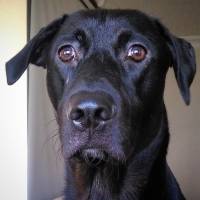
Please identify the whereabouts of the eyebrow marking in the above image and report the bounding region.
[117,30,132,48]
[74,29,86,42]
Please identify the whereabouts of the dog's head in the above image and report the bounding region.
[6,10,196,166]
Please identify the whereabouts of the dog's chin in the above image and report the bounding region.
[72,148,109,167]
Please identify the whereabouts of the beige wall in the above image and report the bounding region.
[166,41,200,200]
[28,2,84,200]
[28,1,200,199]
[0,0,27,199]
[104,0,200,36]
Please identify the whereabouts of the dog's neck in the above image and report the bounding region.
[64,103,169,200]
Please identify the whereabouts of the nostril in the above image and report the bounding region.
[69,108,84,121]
[95,107,110,121]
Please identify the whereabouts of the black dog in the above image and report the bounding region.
[6,9,196,200]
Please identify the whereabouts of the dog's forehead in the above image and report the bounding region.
[60,10,157,37]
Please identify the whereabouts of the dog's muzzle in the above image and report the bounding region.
[64,91,118,165]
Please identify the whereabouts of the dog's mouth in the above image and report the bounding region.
[73,148,108,167]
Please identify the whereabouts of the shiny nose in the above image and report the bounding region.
[67,95,116,129]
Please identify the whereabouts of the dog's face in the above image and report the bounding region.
[6,10,196,166]
[48,10,172,163]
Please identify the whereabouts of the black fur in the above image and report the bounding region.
[6,9,196,200]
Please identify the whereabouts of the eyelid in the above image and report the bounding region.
[126,42,148,51]
[57,42,75,52]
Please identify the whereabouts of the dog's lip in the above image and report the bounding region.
[81,148,105,159]
[72,148,108,166]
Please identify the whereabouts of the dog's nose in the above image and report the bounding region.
[67,94,116,129]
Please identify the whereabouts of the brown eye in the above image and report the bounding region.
[127,45,147,62]
[58,45,76,62]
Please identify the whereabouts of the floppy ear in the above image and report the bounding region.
[155,20,196,105]
[6,15,67,85]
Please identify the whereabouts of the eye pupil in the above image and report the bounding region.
[133,49,141,55]
[58,45,76,62]
[128,45,146,62]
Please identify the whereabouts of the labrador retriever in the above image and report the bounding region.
[6,9,196,200]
